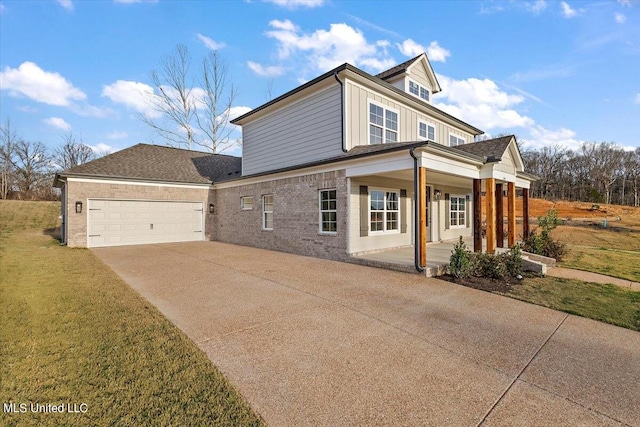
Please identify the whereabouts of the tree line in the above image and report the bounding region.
[0,120,98,200]
[522,142,640,207]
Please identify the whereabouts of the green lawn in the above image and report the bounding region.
[506,276,640,331]
[560,246,640,282]
[0,200,265,426]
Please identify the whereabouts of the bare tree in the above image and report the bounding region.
[142,44,197,149]
[195,50,237,153]
[142,45,238,153]
[11,139,53,200]
[0,119,18,199]
[54,131,95,170]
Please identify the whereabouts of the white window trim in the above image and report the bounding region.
[369,188,401,235]
[449,133,466,147]
[407,79,430,102]
[418,120,436,142]
[368,100,400,145]
[262,194,273,231]
[318,189,337,235]
[449,194,467,229]
[240,196,254,210]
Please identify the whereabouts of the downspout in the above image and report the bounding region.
[410,147,425,273]
[334,71,347,153]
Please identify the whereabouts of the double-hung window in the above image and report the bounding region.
[408,80,430,102]
[450,195,466,228]
[369,102,398,144]
[449,134,465,147]
[370,189,399,233]
[418,121,436,142]
[319,189,337,233]
[420,87,430,102]
[262,194,273,230]
[409,81,420,96]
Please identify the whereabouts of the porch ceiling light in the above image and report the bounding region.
[75,201,83,214]
[434,189,442,200]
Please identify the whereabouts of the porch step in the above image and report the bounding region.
[495,248,556,275]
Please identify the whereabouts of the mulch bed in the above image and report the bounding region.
[439,274,522,293]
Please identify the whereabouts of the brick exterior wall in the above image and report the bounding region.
[214,170,348,261]
[64,180,213,247]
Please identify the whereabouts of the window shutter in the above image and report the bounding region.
[466,195,471,228]
[445,193,450,230]
[400,189,407,234]
[359,185,368,237]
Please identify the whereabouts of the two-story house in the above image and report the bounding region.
[55,53,535,274]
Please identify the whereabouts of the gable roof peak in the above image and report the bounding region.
[375,52,442,94]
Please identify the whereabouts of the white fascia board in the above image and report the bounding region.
[346,156,413,177]
[479,165,517,183]
[419,151,481,179]
[67,177,212,190]
[516,176,532,189]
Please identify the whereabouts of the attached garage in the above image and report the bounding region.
[53,144,242,248]
[87,199,204,247]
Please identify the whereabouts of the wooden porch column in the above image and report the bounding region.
[523,188,530,238]
[485,178,496,254]
[495,183,504,248]
[418,167,427,267]
[507,182,516,247]
[473,179,482,252]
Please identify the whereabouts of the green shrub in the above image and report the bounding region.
[473,252,507,279]
[449,236,472,279]
[521,209,568,261]
[504,245,523,277]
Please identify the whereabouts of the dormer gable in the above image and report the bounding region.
[376,53,442,103]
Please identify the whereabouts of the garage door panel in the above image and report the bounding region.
[88,199,203,248]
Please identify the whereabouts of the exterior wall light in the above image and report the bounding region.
[209,203,215,214]
[75,201,83,213]
[434,190,442,200]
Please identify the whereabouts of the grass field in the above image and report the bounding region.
[0,200,264,426]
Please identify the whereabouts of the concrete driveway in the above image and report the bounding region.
[93,242,640,426]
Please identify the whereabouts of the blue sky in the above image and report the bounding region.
[1,0,639,157]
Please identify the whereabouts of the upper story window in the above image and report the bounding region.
[240,196,254,210]
[369,101,398,145]
[418,121,435,142]
[449,134,465,147]
[408,80,430,102]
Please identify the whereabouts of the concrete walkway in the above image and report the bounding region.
[93,242,640,426]
[548,266,640,291]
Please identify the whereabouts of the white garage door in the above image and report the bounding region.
[87,199,204,248]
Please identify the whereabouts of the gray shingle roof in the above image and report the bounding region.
[58,144,242,184]
[375,54,422,80]
[452,135,514,162]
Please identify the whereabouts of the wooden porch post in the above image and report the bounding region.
[508,182,516,247]
[419,167,427,267]
[495,183,504,248]
[473,179,482,252]
[523,188,530,238]
[485,178,496,254]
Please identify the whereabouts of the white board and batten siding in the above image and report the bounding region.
[345,80,473,149]
[242,85,343,176]
[87,199,204,248]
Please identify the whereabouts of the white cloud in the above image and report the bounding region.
[560,2,579,18]
[526,0,547,14]
[247,61,285,77]
[264,20,395,74]
[101,80,159,118]
[56,0,73,11]
[617,0,631,6]
[522,125,584,151]
[614,12,627,24]
[227,106,252,122]
[197,33,225,50]
[433,76,534,130]
[635,93,640,104]
[44,117,71,131]
[426,41,451,63]
[0,62,86,106]
[106,131,128,140]
[89,143,115,154]
[397,39,426,57]
[262,0,324,9]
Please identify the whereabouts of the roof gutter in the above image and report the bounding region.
[334,70,347,153]
[409,147,425,273]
